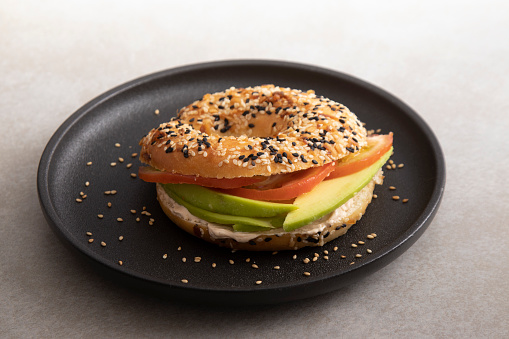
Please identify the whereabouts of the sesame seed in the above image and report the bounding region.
[245,258,251,262]
[110,162,117,167]
[104,191,111,195]
[118,157,124,163]
[75,198,82,203]
[130,173,137,178]
[398,163,404,168]
[303,272,311,276]
[97,214,104,219]
[355,254,362,258]
[389,160,394,165]
[272,251,278,255]
[303,258,310,264]
[229,259,234,265]
[391,164,396,169]
[392,196,400,201]
[367,234,374,239]
[389,186,396,190]
[130,210,136,214]
[373,194,378,199]
[117,218,123,222]
[351,244,358,248]
[111,190,117,194]
[181,279,188,284]
[403,198,409,203]
[118,236,123,241]
[274,266,280,270]
[334,246,338,251]
[252,264,259,269]
[107,202,112,208]
[115,143,121,148]
[312,257,318,262]
[101,241,106,247]
[212,263,216,268]
[126,163,133,169]
[293,254,297,260]
[340,255,346,259]
[162,254,168,259]
[256,280,262,285]
[86,232,92,236]
[350,262,355,265]
[86,161,92,166]
[324,256,329,260]
[314,253,319,257]
[371,233,377,238]
[367,249,372,254]
[324,250,329,255]
[182,257,187,263]
[155,109,160,115]
[82,195,87,199]
[85,181,90,187]
[131,153,138,158]
[136,217,140,222]
[194,257,201,263]
[386,165,391,170]
[358,241,365,245]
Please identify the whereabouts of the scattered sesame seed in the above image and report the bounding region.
[391,164,396,169]
[126,163,133,169]
[367,234,374,239]
[86,232,92,236]
[131,153,138,158]
[312,257,318,262]
[86,161,92,166]
[274,266,280,270]
[97,214,104,219]
[212,263,216,268]
[110,162,117,167]
[252,264,259,269]
[373,194,378,199]
[392,196,400,201]
[324,250,329,255]
[256,280,262,285]
[303,258,310,264]
[194,257,201,263]
[130,173,137,178]
[350,262,355,265]
[117,218,123,222]
[75,198,83,203]
[118,261,123,266]
[356,254,362,258]
[389,160,394,164]
[118,157,124,163]
[111,190,117,195]
[118,236,123,241]
[245,258,251,263]
[136,217,140,222]
[82,194,87,199]
[303,272,311,276]
[340,255,346,259]
[177,246,182,251]
[324,256,329,260]
[386,165,391,170]
[101,241,106,247]
[181,279,188,284]
[389,186,396,190]
[371,233,377,238]
[163,254,168,259]
[358,241,365,245]
[272,251,278,255]
[367,249,373,254]
[182,257,187,263]
[293,254,297,260]
[155,109,160,115]
[104,191,111,195]
[85,181,90,187]
[115,143,121,148]
[351,244,358,248]
[333,246,338,252]
[398,163,404,168]
[130,209,136,214]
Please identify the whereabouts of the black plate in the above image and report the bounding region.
[38,60,445,305]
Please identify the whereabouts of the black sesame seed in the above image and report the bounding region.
[312,160,318,164]
[239,155,245,160]
[264,237,272,242]
[248,123,255,128]
[346,147,355,153]
[165,147,174,153]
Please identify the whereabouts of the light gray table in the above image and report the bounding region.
[1,1,507,337]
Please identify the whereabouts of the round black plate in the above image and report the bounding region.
[38,60,445,305]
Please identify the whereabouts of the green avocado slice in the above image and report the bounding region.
[162,183,297,217]
[162,185,280,228]
[283,148,393,231]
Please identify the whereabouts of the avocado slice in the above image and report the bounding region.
[283,148,393,231]
[162,185,281,228]
[162,183,297,217]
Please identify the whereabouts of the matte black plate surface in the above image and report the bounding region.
[38,60,445,305]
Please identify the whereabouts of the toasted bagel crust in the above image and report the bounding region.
[156,170,383,251]
[140,85,367,178]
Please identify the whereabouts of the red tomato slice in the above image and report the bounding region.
[327,133,393,180]
[218,162,335,201]
[138,166,265,189]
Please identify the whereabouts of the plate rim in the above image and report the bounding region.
[37,59,446,301]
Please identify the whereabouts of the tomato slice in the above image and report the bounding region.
[218,162,335,201]
[138,166,265,189]
[327,133,393,180]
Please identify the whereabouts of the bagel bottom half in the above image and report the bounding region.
[156,170,384,251]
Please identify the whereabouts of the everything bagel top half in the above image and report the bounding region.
[139,85,367,177]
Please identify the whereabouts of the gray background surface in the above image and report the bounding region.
[1,1,508,338]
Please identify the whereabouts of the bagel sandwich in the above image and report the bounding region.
[138,85,393,251]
